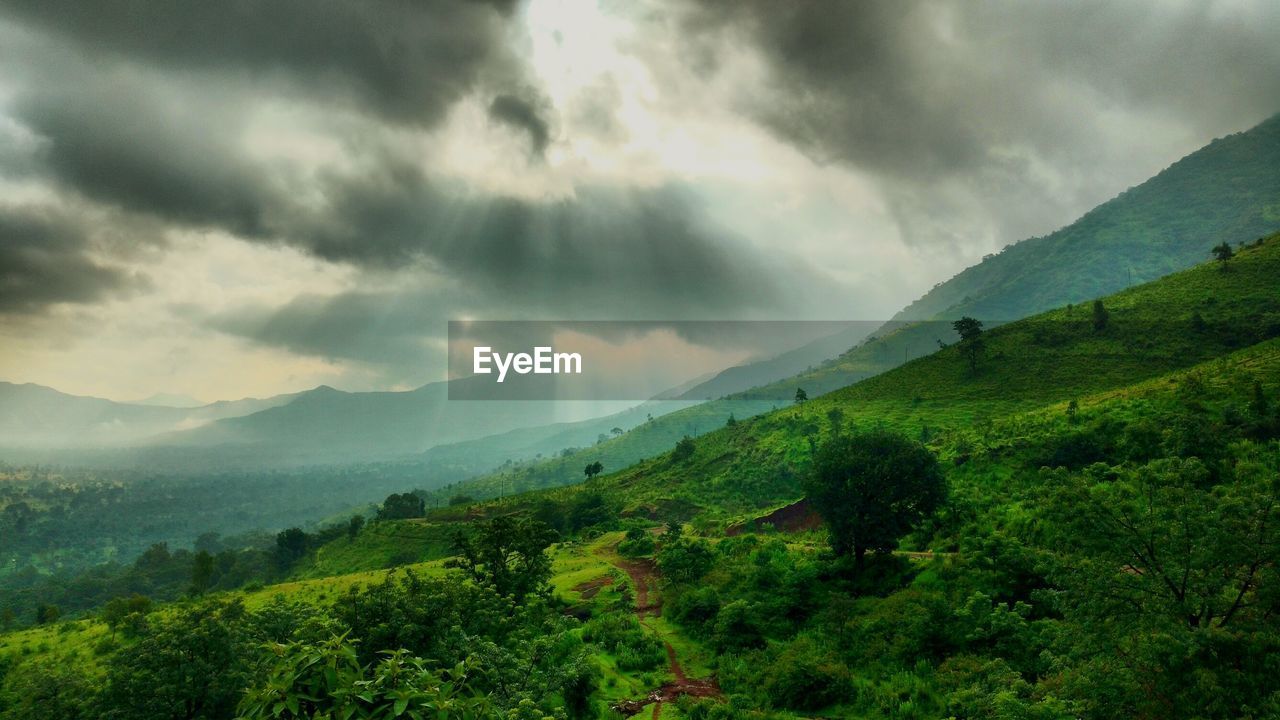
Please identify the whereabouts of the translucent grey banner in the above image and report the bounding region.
[448,320,916,400]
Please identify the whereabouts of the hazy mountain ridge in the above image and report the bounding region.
[440,115,1280,496]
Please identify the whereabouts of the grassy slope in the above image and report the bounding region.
[5,240,1277,719]
[445,156,1280,508]
[483,235,1280,525]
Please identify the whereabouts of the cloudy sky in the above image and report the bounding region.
[1,0,1277,402]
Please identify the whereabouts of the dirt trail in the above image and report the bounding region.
[613,556,661,617]
[600,540,721,717]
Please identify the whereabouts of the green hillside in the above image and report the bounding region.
[438,232,1280,512]
[5,238,1278,719]
[896,112,1280,322]
[433,116,1280,501]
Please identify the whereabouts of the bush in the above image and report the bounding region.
[760,636,854,710]
[581,613,665,672]
[712,600,766,652]
[670,586,721,630]
[618,527,656,557]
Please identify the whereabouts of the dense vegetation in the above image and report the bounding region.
[2,235,1279,719]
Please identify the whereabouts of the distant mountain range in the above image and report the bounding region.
[0,322,865,472]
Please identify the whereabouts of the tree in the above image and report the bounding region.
[34,603,60,625]
[1248,380,1268,417]
[583,461,604,480]
[102,594,153,638]
[952,317,984,373]
[826,407,844,436]
[98,600,251,720]
[726,413,737,427]
[804,430,946,571]
[672,435,696,462]
[378,492,425,520]
[568,493,612,531]
[447,515,558,600]
[1091,299,1109,332]
[656,537,714,584]
[347,514,365,540]
[611,426,624,436]
[190,549,215,595]
[794,387,808,405]
[1050,457,1279,631]
[274,527,309,571]
[1212,241,1234,266]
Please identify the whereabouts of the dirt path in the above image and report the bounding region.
[613,555,661,617]
[599,540,721,717]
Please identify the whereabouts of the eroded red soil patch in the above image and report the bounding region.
[572,575,614,600]
[725,498,823,536]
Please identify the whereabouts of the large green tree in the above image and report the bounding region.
[804,430,946,570]
[448,515,558,600]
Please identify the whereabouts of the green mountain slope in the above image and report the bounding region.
[896,113,1280,322]
[435,117,1280,497]
[477,233,1280,522]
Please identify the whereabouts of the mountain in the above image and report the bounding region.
[0,382,312,450]
[897,113,1280,322]
[132,392,206,408]
[145,380,651,467]
[673,323,875,401]
[0,383,190,447]
[480,231,1280,515]
[422,111,1280,496]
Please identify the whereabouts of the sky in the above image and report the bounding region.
[0,0,1277,403]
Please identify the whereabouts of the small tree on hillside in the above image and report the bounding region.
[583,461,604,480]
[794,387,808,405]
[826,407,844,436]
[952,316,984,373]
[1091,299,1109,332]
[347,514,365,540]
[1212,241,1234,267]
[190,550,214,595]
[378,492,425,520]
[804,430,946,571]
[447,515,558,600]
[672,435,696,462]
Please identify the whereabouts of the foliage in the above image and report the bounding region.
[378,493,426,521]
[447,516,557,601]
[805,430,946,568]
[237,636,493,720]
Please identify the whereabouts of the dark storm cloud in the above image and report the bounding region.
[212,290,449,368]
[0,205,141,313]
[297,162,775,315]
[488,93,553,155]
[210,169,783,367]
[676,0,1280,247]
[0,0,523,127]
[17,82,283,239]
[0,0,783,334]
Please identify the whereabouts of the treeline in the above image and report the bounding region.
[0,519,369,629]
[0,517,595,720]
[0,460,444,577]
